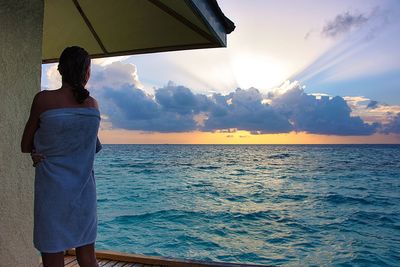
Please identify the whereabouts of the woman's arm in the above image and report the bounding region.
[21,92,42,153]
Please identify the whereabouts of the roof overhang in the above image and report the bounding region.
[42,0,235,63]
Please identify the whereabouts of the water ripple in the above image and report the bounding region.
[94,144,400,266]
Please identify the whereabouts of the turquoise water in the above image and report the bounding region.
[94,145,400,266]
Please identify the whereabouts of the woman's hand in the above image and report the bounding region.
[31,150,46,167]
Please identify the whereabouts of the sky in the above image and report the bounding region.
[41,0,400,144]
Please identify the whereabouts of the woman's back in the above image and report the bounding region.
[33,103,101,253]
[22,46,102,265]
[36,87,98,116]
[34,106,100,156]
[34,87,100,155]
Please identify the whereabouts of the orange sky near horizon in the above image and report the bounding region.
[98,130,400,144]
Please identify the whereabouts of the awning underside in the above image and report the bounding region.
[42,0,234,63]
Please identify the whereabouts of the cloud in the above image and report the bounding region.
[42,60,142,91]
[45,64,61,89]
[367,100,378,109]
[343,96,400,126]
[96,84,290,134]
[92,56,130,67]
[271,83,378,135]
[304,30,312,40]
[66,62,399,136]
[342,95,400,135]
[96,84,201,132]
[203,88,293,134]
[382,113,400,134]
[155,82,212,116]
[89,61,143,90]
[295,6,397,85]
[322,11,369,38]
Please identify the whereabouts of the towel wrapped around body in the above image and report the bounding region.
[33,107,102,253]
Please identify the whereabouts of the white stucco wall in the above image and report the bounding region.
[0,1,44,266]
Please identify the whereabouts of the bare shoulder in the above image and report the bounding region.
[36,89,58,101]
[34,90,57,108]
[34,89,48,99]
[32,90,48,107]
[29,90,50,116]
[86,96,99,109]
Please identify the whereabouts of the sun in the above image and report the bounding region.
[231,53,287,90]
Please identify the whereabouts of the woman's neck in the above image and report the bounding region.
[60,83,75,91]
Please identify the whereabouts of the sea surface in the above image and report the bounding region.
[93,145,400,266]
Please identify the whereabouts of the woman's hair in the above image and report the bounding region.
[58,46,91,104]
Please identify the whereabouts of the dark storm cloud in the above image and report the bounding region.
[272,86,379,135]
[322,11,369,38]
[90,62,385,136]
[367,100,379,109]
[203,88,293,133]
[97,85,291,133]
[95,84,201,132]
[95,83,380,135]
[102,86,159,120]
[382,113,400,134]
[155,83,212,115]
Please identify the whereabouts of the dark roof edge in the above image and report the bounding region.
[209,0,235,34]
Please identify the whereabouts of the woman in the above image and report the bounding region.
[21,46,101,267]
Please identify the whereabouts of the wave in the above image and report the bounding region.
[128,168,160,174]
[230,168,247,176]
[94,144,400,266]
[127,162,156,168]
[280,194,308,201]
[112,209,204,223]
[267,153,292,159]
[322,193,372,205]
[225,195,247,202]
[196,165,221,170]
[351,210,398,224]
[112,209,282,225]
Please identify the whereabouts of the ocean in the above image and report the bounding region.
[93,145,400,266]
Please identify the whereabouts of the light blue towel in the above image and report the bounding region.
[33,107,102,253]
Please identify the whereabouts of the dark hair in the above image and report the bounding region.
[58,46,91,104]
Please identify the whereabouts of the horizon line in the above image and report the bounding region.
[99,143,400,145]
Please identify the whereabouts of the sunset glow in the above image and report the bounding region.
[231,53,287,89]
[41,0,400,144]
[99,130,399,145]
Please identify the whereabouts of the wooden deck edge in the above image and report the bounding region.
[66,249,273,267]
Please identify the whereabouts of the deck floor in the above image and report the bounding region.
[39,255,162,267]
[37,249,271,267]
